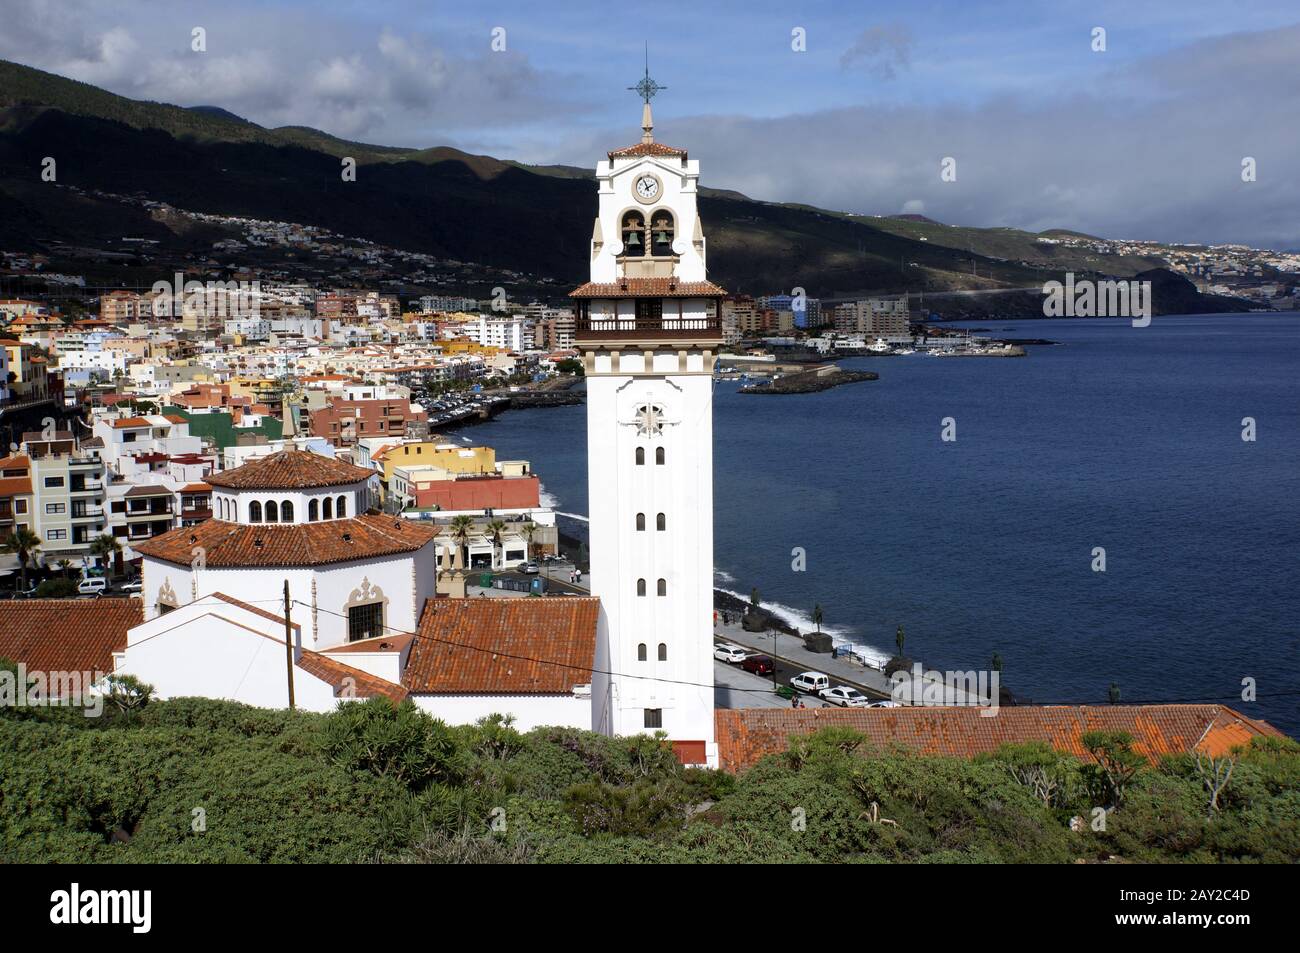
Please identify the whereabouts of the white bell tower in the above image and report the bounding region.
[573,65,725,767]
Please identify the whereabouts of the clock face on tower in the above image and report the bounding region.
[634,173,661,203]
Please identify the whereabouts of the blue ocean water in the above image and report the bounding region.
[461,314,1300,735]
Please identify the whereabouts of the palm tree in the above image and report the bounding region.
[89,534,121,584]
[520,521,537,559]
[812,604,824,634]
[448,514,475,568]
[486,519,507,568]
[56,558,74,579]
[0,527,41,590]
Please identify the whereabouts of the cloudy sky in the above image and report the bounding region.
[2,0,1298,248]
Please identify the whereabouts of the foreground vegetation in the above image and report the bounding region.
[2,693,1296,864]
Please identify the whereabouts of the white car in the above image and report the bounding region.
[119,581,143,593]
[77,577,108,596]
[790,671,829,695]
[869,700,902,709]
[820,686,870,707]
[713,644,749,664]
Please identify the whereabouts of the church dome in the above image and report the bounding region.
[205,449,373,490]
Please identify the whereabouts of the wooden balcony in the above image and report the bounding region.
[575,316,723,344]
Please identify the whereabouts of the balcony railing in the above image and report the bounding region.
[70,506,105,519]
[575,316,722,340]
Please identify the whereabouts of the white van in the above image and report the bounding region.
[77,577,108,596]
[790,671,830,695]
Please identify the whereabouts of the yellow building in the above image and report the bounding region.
[374,441,496,494]
[228,376,281,404]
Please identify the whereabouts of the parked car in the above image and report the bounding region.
[520,562,540,575]
[868,700,902,709]
[713,644,749,664]
[741,654,774,676]
[77,577,108,596]
[790,671,830,695]
[820,686,870,707]
[118,581,143,593]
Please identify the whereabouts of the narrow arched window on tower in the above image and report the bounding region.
[656,512,665,531]
[308,499,319,521]
[635,446,645,465]
[265,500,279,523]
[636,512,645,531]
[249,500,262,523]
[337,495,347,518]
[637,578,646,597]
[658,643,667,661]
[655,446,665,465]
[322,496,333,520]
[638,643,647,661]
[281,500,294,522]
[657,578,667,596]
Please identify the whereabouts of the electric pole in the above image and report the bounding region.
[283,580,295,710]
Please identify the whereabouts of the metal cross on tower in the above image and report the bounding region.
[628,44,666,104]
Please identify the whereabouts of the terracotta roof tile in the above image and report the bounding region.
[0,476,32,496]
[404,597,598,694]
[0,598,142,674]
[608,142,687,158]
[111,417,151,428]
[714,705,1286,773]
[569,278,727,299]
[205,450,374,490]
[207,592,300,630]
[297,650,408,703]
[134,513,437,567]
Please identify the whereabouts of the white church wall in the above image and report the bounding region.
[142,544,439,651]
[410,693,590,732]
[119,604,340,712]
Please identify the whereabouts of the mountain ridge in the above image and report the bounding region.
[0,58,1253,311]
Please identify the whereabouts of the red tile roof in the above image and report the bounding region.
[111,417,151,428]
[134,513,438,567]
[207,592,300,630]
[0,598,142,674]
[205,450,374,490]
[714,705,1286,774]
[404,597,599,694]
[0,454,32,497]
[569,278,727,299]
[125,483,171,497]
[608,142,687,159]
[297,650,408,703]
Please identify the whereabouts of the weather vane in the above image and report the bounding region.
[628,44,665,104]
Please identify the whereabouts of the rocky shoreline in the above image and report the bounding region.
[740,367,878,395]
[713,588,800,636]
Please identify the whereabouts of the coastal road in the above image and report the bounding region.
[713,660,790,710]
